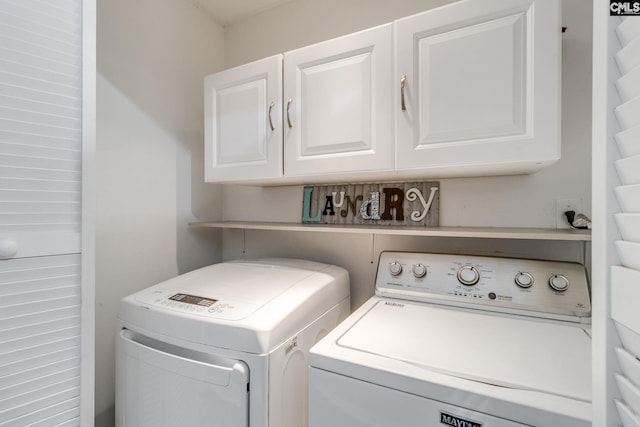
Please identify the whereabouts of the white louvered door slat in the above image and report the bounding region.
[616,16,640,45]
[2,365,79,399]
[0,144,80,161]
[0,0,87,425]
[615,35,640,74]
[0,316,80,343]
[616,67,640,102]
[615,97,640,130]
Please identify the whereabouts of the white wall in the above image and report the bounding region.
[223,0,452,68]
[95,1,225,424]
[221,0,593,308]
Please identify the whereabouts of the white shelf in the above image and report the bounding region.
[189,221,591,241]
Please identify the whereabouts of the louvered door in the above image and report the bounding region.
[610,16,640,427]
[0,0,92,425]
[0,0,82,258]
[593,7,640,427]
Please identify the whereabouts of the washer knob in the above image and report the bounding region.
[389,261,403,276]
[514,272,534,288]
[548,274,570,292]
[457,265,480,286]
[412,263,427,278]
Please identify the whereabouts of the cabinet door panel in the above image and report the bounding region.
[301,53,372,155]
[396,0,560,175]
[418,14,525,144]
[284,24,393,178]
[217,80,268,164]
[204,55,283,183]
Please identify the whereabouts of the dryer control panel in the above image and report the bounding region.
[134,288,258,320]
[375,252,591,322]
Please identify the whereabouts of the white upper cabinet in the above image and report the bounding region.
[204,55,283,183]
[283,23,394,180]
[204,0,561,184]
[395,0,561,176]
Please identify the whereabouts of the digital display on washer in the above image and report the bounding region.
[169,293,217,307]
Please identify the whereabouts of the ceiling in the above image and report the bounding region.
[192,0,294,24]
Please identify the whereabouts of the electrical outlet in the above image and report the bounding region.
[556,198,583,229]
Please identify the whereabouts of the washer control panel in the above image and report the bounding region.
[375,252,591,320]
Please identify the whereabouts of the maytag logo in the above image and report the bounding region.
[440,412,482,427]
[384,301,404,307]
[610,1,640,15]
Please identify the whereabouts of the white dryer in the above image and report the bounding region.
[310,251,591,427]
[116,258,350,427]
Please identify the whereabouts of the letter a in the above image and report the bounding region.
[322,195,336,216]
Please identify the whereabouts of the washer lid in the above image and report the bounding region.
[336,299,591,402]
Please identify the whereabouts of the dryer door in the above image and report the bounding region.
[116,329,249,427]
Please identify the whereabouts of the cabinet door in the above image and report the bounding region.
[283,24,393,180]
[204,55,283,183]
[395,0,561,176]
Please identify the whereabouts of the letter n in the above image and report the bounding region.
[341,195,363,218]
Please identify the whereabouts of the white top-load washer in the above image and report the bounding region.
[310,251,591,427]
[116,258,350,427]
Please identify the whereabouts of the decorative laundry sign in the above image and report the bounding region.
[302,182,439,226]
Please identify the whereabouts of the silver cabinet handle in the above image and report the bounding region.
[400,75,407,111]
[268,101,275,131]
[286,98,293,128]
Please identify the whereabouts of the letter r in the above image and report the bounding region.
[381,188,404,221]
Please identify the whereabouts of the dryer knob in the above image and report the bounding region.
[389,261,403,276]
